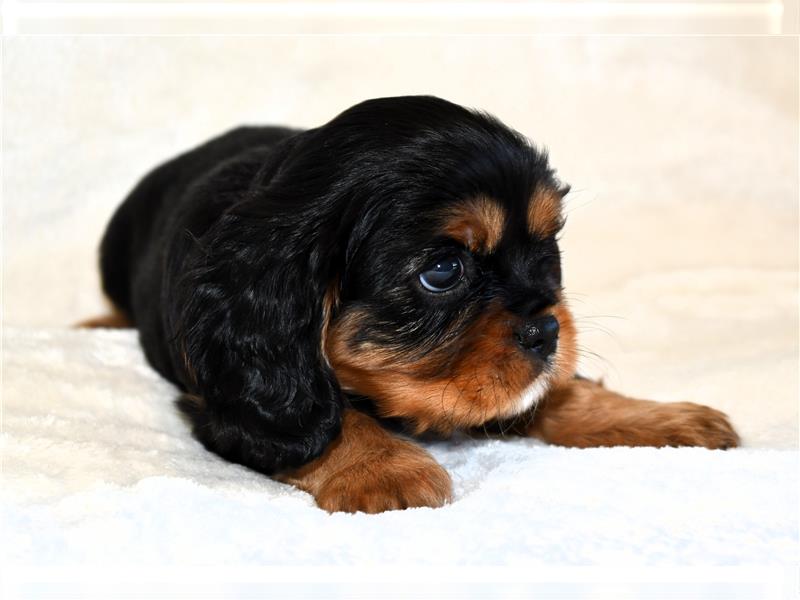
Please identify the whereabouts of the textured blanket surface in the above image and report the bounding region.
[2,328,798,566]
[2,36,798,569]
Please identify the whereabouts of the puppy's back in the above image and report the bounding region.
[99,126,299,318]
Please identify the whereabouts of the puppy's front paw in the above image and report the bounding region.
[525,380,741,449]
[658,402,740,449]
[315,443,453,514]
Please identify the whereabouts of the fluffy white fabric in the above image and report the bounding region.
[2,36,797,568]
[3,329,797,566]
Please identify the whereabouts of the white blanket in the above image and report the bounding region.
[2,328,797,566]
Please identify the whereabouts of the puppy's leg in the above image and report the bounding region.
[277,409,452,514]
[75,307,133,328]
[517,378,739,449]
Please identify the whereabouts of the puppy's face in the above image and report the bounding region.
[317,102,578,434]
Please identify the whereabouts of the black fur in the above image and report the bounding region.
[100,96,564,474]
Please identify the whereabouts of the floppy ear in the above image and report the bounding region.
[167,209,343,474]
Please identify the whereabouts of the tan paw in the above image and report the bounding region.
[520,379,741,450]
[315,441,453,514]
[655,402,740,449]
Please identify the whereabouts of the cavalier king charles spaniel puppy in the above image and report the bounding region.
[88,95,739,513]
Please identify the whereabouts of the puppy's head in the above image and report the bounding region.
[176,95,577,471]
[308,96,577,434]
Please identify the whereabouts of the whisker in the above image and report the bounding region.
[575,325,619,342]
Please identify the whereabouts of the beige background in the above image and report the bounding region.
[3,36,798,448]
[3,0,798,34]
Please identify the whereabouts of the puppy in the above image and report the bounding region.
[91,95,739,513]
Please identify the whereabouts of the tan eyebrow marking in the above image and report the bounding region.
[528,185,565,238]
[440,196,506,253]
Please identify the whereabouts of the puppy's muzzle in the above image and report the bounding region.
[515,315,559,361]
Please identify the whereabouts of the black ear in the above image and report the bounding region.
[167,209,343,474]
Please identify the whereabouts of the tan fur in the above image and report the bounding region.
[181,343,198,388]
[181,393,206,410]
[518,378,740,449]
[76,309,133,329]
[550,301,578,385]
[277,409,452,513]
[327,300,577,434]
[319,282,340,368]
[440,196,505,252]
[527,185,564,238]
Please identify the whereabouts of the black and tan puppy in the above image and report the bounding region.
[89,96,739,513]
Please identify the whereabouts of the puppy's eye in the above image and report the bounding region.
[419,257,464,292]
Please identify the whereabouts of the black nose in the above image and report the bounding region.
[515,315,559,360]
